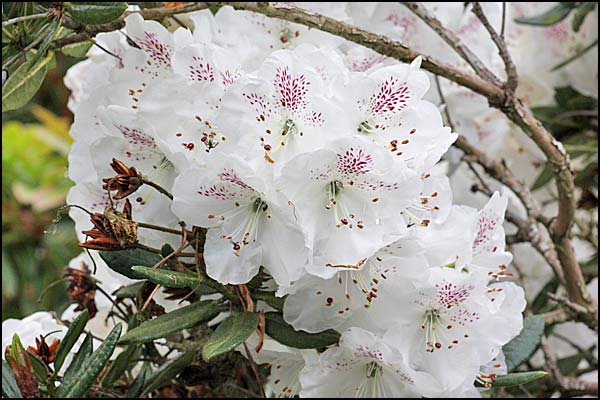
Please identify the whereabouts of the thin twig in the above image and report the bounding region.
[471,2,518,95]
[2,12,49,27]
[142,177,174,200]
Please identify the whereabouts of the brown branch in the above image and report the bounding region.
[471,2,518,94]
[541,335,599,397]
[400,2,502,86]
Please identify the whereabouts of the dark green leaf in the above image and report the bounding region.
[66,2,127,25]
[58,334,93,396]
[120,301,226,345]
[264,312,340,349]
[27,18,61,69]
[532,277,560,313]
[26,352,48,383]
[140,352,195,397]
[102,345,139,387]
[514,3,574,26]
[114,282,145,299]
[558,352,586,375]
[503,315,545,371]
[202,312,258,362]
[2,360,22,398]
[254,291,285,312]
[60,323,122,398]
[125,363,151,398]
[130,266,201,288]
[160,243,175,258]
[572,2,597,31]
[492,371,548,387]
[2,51,52,112]
[99,249,161,280]
[54,309,89,372]
[531,165,553,191]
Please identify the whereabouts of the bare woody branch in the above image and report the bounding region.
[400,2,502,87]
[471,2,519,94]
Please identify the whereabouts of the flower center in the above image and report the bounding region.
[263,118,299,163]
[357,119,384,135]
[356,362,387,398]
[227,197,268,255]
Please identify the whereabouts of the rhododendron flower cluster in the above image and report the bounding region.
[53,7,529,397]
[7,2,596,399]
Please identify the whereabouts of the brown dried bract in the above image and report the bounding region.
[27,335,60,366]
[102,158,143,200]
[80,200,138,251]
[64,261,98,318]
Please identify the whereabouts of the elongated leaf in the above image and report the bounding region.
[2,360,22,398]
[54,310,89,372]
[66,2,127,25]
[558,352,586,375]
[531,165,553,191]
[572,2,597,31]
[26,352,48,382]
[61,41,92,58]
[552,39,598,71]
[131,266,200,288]
[61,323,122,398]
[99,249,161,280]
[120,301,226,345]
[503,315,545,371]
[532,277,559,313]
[2,51,52,112]
[58,334,93,397]
[202,312,258,362]
[514,3,574,26]
[27,19,61,68]
[264,312,340,349]
[125,363,151,398]
[114,282,145,299]
[102,345,139,387]
[492,371,548,387]
[140,352,195,397]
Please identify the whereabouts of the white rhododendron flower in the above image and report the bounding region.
[37,1,596,397]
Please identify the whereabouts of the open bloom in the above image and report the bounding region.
[172,152,308,290]
[216,45,348,172]
[299,327,441,398]
[277,137,422,278]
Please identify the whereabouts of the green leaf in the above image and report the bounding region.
[558,352,586,375]
[26,352,48,383]
[552,39,598,71]
[532,277,560,313]
[140,351,195,397]
[202,312,258,362]
[60,41,93,58]
[2,360,22,398]
[492,371,548,387]
[125,363,151,397]
[27,19,61,69]
[120,301,226,345]
[514,3,574,26]
[531,165,553,191]
[264,312,340,349]
[65,2,127,25]
[130,266,201,288]
[102,345,139,387]
[54,309,89,372]
[503,315,545,371]
[572,2,597,31]
[2,51,52,112]
[60,323,122,398]
[99,249,161,280]
[254,291,285,311]
[114,281,145,299]
[58,334,93,397]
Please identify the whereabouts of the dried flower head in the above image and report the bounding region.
[64,261,98,318]
[80,200,138,251]
[27,335,60,366]
[102,158,143,200]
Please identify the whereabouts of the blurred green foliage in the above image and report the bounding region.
[2,53,81,320]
